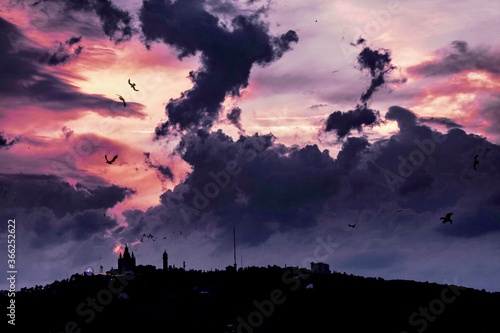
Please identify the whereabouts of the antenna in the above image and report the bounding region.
[233,227,237,270]
[100,257,103,274]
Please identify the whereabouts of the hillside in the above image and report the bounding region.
[3,265,500,332]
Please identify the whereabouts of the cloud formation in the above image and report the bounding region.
[409,40,500,77]
[325,105,381,139]
[39,35,83,66]
[324,39,399,139]
[0,173,135,216]
[138,0,298,136]
[144,152,174,183]
[356,44,397,103]
[226,107,244,133]
[0,131,20,149]
[119,106,500,254]
[419,116,463,129]
[0,17,144,116]
[28,0,134,44]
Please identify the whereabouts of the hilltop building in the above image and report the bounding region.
[311,262,331,274]
[163,250,168,270]
[118,244,136,274]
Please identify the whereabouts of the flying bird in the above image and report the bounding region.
[105,154,118,165]
[348,221,358,228]
[440,212,453,224]
[117,94,126,107]
[128,79,139,91]
[473,154,479,171]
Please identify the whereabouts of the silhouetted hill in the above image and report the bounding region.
[2,265,500,332]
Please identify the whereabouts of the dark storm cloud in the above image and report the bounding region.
[418,116,463,129]
[226,107,244,132]
[62,209,118,241]
[144,152,174,182]
[477,94,500,136]
[385,106,418,131]
[141,130,341,247]
[0,131,20,149]
[335,137,370,171]
[349,38,399,103]
[356,45,397,103]
[371,106,500,205]
[0,173,135,216]
[0,174,133,251]
[39,36,83,66]
[139,0,298,136]
[66,35,82,45]
[0,206,118,250]
[204,0,271,17]
[27,0,134,44]
[408,40,500,77]
[121,111,500,253]
[0,17,144,116]
[350,36,366,47]
[324,40,398,138]
[325,105,381,139]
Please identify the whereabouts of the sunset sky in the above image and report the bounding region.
[1,0,500,292]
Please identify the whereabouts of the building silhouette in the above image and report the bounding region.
[311,262,331,274]
[163,250,168,271]
[118,244,136,274]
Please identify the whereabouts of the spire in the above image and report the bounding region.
[233,227,237,270]
[123,244,131,259]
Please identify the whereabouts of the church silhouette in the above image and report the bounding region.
[117,244,136,274]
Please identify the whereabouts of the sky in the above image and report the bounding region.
[0,0,499,292]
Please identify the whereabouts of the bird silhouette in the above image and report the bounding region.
[117,94,126,107]
[348,221,358,228]
[473,154,479,171]
[105,155,118,164]
[440,212,453,224]
[128,79,139,91]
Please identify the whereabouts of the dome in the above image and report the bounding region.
[84,266,94,276]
